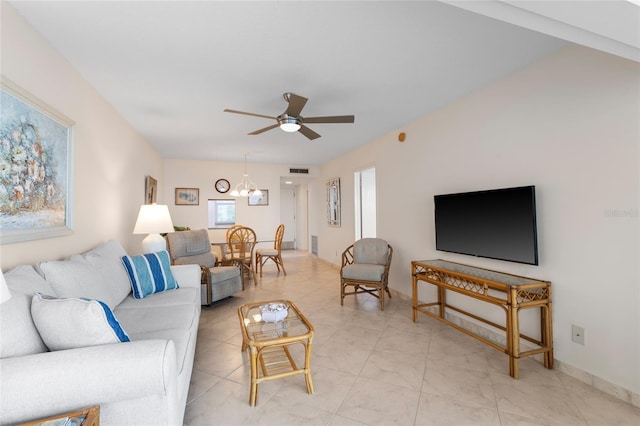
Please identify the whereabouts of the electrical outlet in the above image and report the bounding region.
[572,325,585,345]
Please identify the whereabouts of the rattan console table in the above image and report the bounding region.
[412,259,553,378]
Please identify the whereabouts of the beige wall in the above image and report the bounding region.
[163,158,317,251]
[313,45,640,396]
[0,4,164,269]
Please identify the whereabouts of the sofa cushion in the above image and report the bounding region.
[31,293,130,351]
[70,240,132,307]
[0,265,54,358]
[38,259,122,310]
[121,251,179,299]
[115,303,198,335]
[116,287,199,310]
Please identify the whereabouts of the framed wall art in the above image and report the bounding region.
[175,188,199,205]
[248,190,269,206]
[327,177,341,227]
[145,176,157,204]
[0,77,75,244]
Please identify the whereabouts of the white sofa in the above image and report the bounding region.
[0,240,201,425]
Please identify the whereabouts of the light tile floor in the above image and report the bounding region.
[184,251,640,426]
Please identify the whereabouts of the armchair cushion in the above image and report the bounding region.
[31,293,130,351]
[342,264,386,282]
[353,238,389,265]
[121,251,179,299]
[173,252,217,267]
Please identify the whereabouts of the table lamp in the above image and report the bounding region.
[133,204,174,253]
[0,269,11,304]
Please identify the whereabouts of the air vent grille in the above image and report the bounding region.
[289,168,309,174]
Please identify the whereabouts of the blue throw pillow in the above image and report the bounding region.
[121,251,179,299]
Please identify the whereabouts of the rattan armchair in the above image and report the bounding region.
[340,238,393,311]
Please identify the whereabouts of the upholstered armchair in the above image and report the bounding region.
[166,229,242,305]
[340,238,393,311]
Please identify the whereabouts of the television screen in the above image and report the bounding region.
[434,186,538,265]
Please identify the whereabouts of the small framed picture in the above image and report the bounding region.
[145,176,157,204]
[175,188,199,205]
[248,190,269,206]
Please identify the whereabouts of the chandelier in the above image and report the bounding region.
[230,153,262,197]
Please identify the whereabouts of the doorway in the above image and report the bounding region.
[280,186,296,249]
[355,167,376,239]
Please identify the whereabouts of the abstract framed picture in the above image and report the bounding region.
[145,176,157,204]
[248,190,269,206]
[175,188,199,205]
[0,77,75,244]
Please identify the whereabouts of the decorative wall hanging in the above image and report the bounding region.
[248,190,269,206]
[145,176,157,204]
[175,188,199,205]
[327,177,341,227]
[0,77,75,244]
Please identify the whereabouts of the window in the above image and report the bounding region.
[208,199,236,228]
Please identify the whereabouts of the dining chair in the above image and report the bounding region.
[222,224,244,259]
[256,224,286,277]
[340,238,393,311]
[224,226,257,284]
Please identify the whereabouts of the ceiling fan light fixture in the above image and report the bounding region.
[278,115,301,132]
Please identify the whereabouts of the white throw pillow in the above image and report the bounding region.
[70,240,132,306]
[38,259,121,310]
[31,293,130,351]
[0,265,54,358]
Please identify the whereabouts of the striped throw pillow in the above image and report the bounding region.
[121,251,179,299]
[31,293,130,351]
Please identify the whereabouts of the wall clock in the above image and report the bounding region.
[215,178,230,193]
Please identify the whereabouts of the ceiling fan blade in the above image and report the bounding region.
[303,115,355,124]
[224,109,276,120]
[248,123,280,135]
[298,125,321,140]
[284,93,308,117]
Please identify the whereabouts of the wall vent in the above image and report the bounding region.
[311,235,318,255]
[289,168,309,174]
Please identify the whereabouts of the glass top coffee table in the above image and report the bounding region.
[237,299,314,406]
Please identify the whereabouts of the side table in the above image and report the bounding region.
[237,299,314,406]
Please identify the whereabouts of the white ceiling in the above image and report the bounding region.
[8,1,639,167]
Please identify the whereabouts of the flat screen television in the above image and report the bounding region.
[434,185,539,265]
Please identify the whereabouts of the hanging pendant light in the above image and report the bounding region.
[230,152,262,197]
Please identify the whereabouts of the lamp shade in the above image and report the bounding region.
[133,204,174,234]
[0,269,11,304]
[133,204,174,253]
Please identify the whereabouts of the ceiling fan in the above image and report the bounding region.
[224,92,355,140]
